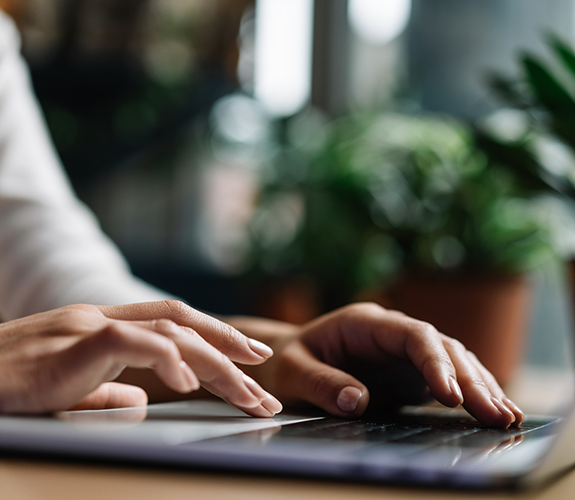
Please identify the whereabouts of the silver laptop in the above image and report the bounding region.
[0,391,570,490]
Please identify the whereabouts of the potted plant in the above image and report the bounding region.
[477,34,575,312]
[246,111,553,385]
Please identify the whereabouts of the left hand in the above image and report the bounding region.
[231,303,524,428]
[0,301,281,416]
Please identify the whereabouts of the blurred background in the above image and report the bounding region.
[4,0,575,387]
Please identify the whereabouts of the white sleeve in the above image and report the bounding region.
[0,13,171,320]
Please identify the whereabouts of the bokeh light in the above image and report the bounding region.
[348,0,412,46]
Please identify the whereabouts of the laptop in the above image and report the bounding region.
[0,273,573,490]
[0,388,571,490]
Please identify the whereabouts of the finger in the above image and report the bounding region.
[442,339,516,428]
[67,382,148,411]
[280,342,369,418]
[238,378,283,417]
[465,351,525,426]
[99,302,273,364]
[332,304,463,407]
[46,322,199,412]
[375,310,521,425]
[143,318,271,410]
[234,390,284,418]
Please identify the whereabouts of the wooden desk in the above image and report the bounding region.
[1,367,573,500]
[1,458,574,500]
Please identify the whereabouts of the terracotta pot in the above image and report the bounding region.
[254,275,322,325]
[378,273,532,387]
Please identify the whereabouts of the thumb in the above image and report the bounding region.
[67,382,148,411]
[281,343,369,418]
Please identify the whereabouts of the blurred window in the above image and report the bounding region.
[253,0,313,117]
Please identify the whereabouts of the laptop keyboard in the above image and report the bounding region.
[239,413,554,454]
[187,411,559,480]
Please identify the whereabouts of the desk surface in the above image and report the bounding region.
[1,458,574,500]
[2,367,573,500]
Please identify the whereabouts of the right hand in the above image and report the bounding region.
[0,301,282,417]
[229,303,524,428]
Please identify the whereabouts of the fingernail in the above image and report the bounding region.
[503,397,525,425]
[336,386,363,414]
[180,361,200,391]
[245,405,275,418]
[242,374,267,402]
[491,397,516,424]
[261,392,283,415]
[248,339,274,358]
[449,377,464,405]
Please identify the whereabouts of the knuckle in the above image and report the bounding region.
[181,326,200,340]
[144,334,181,365]
[466,349,481,363]
[309,369,335,398]
[152,319,179,334]
[420,356,441,378]
[217,351,237,372]
[388,309,407,317]
[96,323,126,348]
[52,306,102,335]
[443,336,467,353]
[203,353,237,385]
[410,320,439,341]
[155,337,180,360]
[54,308,83,325]
[218,323,244,348]
[461,370,489,390]
[160,299,189,319]
[345,301,384,318]
[62,303,98,313]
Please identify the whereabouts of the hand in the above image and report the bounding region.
[0,301,282,416]
[231,303,524,428]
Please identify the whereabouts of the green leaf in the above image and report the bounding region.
[549,34,575,80]
[522,55,575,116]
[476,129,575,199]
[474,130,554,192]
[488,73,527,108]
[549,118,575,155]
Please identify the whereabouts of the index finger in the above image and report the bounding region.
[98,301,273,365]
